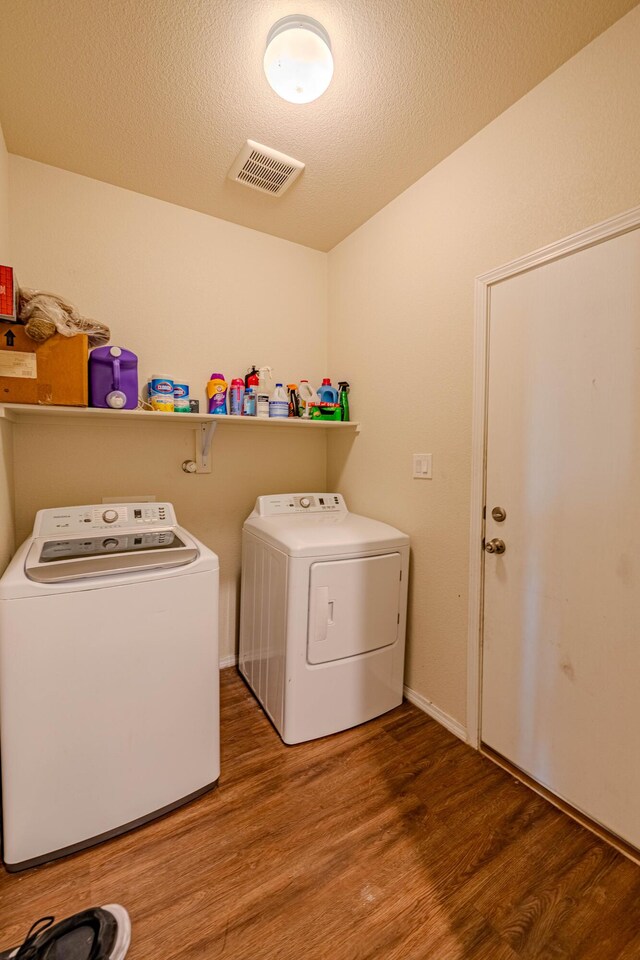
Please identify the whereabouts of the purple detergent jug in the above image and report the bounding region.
[89,346,139,409]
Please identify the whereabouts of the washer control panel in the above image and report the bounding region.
[255,494,347,516]
[33,502,176,536]
[38,529,183,562]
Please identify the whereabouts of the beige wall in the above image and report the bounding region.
[327,6,640,730]
[5,5,640,715]
[0,120,15,572]
[0,123,8,257]
[9,160,329,660]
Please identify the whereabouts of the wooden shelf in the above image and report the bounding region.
[0,404,358,430]
[0,404,359,474]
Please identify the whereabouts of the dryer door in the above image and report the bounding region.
[307,553,402,664]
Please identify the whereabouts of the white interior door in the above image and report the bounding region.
[481,225,640,849]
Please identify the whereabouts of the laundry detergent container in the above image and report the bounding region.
[239,493,409,744]
[89,345,138,409]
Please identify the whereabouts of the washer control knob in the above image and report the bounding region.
[102,538,119,549]
[299,497,311,508]
[102,509,119,523]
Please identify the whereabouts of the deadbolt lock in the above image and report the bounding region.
[485,538,506,555]
[491,506,506,522]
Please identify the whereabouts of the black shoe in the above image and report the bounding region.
[0,904,130,960]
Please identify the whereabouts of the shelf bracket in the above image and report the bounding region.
[194,421,217,474]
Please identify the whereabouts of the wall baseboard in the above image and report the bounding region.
[220,661,467,742]
[403,685,468,743]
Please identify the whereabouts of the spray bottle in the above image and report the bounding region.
[256,366,272,419]
[287,384,300,418]
[338,381,350,422]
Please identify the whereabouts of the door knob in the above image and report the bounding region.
[485,538,506,555]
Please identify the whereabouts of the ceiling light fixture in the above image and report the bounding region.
[264,15,333,105]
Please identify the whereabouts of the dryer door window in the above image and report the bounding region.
[307,553,402,664]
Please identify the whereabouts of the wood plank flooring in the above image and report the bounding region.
[2,669,640,959]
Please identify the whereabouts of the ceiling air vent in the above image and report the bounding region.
[228,140,304,197]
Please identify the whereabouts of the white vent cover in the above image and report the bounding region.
[228,140,304,197]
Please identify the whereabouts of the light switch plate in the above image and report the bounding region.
[412,453,432,479]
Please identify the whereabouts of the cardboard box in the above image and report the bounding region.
[0,266,18,322]
[0,322,88,406]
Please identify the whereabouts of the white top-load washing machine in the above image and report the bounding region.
[0,502,219,872]
[239,493,409,744]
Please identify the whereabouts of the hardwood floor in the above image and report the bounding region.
[2,669,639,959]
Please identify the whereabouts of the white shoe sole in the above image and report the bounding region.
[102,904,131,960]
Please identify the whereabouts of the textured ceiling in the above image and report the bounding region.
[0,0,636,251]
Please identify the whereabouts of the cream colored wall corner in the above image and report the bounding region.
[8,161,329,659]
[327,5,640,731]
[0,120,15,573]
[0,125,9,257]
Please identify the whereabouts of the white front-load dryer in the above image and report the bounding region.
[0,502,219,871]
[239,493,409,744]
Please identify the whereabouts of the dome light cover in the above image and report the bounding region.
[264,15,333,105]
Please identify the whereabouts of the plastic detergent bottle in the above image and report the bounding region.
[298,380,317,418]
[256,366,272,419]
[317,378,339,404]
[269,383,289,419]
[207,373,228,414]
[243,387,256,416]
[230,378,245,415]
[338,381,350,422]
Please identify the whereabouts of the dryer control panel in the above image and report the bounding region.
[254,493,347,517]
[33,503,177,536]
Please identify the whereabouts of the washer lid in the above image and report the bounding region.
[244,512,409,558]
[25,527,199,583]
